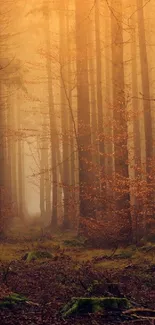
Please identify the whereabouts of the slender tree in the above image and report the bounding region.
[0,81,5,234]
[111,0,132,239]
[95,0,105,171]
[59,0,70,228]
[43,0,58,229]
[136,0,154,240]
[136,0,153,176]
[39,121,46,220]
[75,0,93,219]
[17,94,25,219]
[130,7,141,242]
[87,13,98,166]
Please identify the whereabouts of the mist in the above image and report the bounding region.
[0,1,155,323]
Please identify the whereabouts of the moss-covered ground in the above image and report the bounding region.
[1,226,155,267]
[0,223,155,324]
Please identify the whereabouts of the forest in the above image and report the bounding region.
[0,0,155,324]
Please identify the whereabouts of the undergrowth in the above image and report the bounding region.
[0,226,155,270]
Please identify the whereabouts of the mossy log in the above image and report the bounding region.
[0,293,28,309]
[22,250,53,262]
[61,297,130,317]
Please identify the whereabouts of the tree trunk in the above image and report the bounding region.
[59,0,70,228]
[75,0,93,219]
[130,9,141,243]
[0,81,5,235]
[136,0,153,176]
[111,0,132,240]
[6,86,12,193]
[136,0,153,241]
[87,15,100,216]
[67,0,77,226]
[11,94,18,217]
[17,94,25,219]
[39,131,46,221]
[95,0,105,171]
[43,0,58,230]
[104,10,113,216]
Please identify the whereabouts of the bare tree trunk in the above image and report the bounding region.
[66,0,77,227]
[95,0,105,188]
[59,0,70,228]
[136,0,153,176]
[6,86,12,193]
[39,130,46,221]
[88,22,97,164]
[111,0,132,240]
[0,81,5,234]
[87,16,101,216]
[75,0,93,219]
[131,17,141,172]
[44,118,51,223]
[104,10,113,216]
[45,171,51,224]
[136,0,153,241]
[39,110,51,224]
[17,94,25,219]
[11,95,18,216]
[95,0,104,159]
[130,9,141,243]
[43,0,58,229]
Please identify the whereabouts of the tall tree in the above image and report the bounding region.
[131,10,141,175]
[88,26,97,165]
[75,0,93,218]
[43,0,58,229]
[5,85,12,193]
[0,79,5,235]
[95,0,105,171]
[104,8,113,215]
[17,94,25,219]
[39,120,46,221]
[87,9,101,217]
[59,0,70,228]
[136,0,153,177]
[111,0,132,238]
[130,7,141,242]
[66,0,77,226]
[136,0,154,240]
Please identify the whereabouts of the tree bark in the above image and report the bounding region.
[136,0,153,177]
[111,0,132,240]
[75,0,93,219]
[59,0,70,228]
[43,0,58,229]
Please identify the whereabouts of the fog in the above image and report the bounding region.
[0,0,155,243]
[1,2,155,324]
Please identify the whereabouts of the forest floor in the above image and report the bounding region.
[0,222,155,325]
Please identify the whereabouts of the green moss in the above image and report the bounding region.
[23,250,53,262]
[63,236,87,247]
[117,252,133,259]
[61,297,130,317]
[0,293,28,309]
